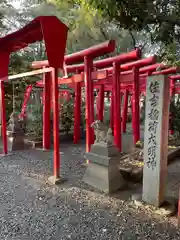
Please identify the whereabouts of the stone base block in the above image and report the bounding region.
[155,200,177,217]
[83,162,125,194]
[0,153,13,158]
[48,176,66,185]
[90,143,121,158]
[8,136,25,151]
[132,193,177,217]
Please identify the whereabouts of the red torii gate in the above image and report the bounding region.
[33,42,116,152]
[32,49,142,151]
[19,84,72,119]
[0,16,68,183]
[64,55,157,148]
[101,67,180,134]
[1,16,179,187]
[31,43,180,153]
[65,55,156,144]
[32,54,156,149]
[64,63,179,148]
[17,66,109,150]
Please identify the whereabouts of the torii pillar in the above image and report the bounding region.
[0,52,9,155]
[43,71,51,150]
[132,67,140,145]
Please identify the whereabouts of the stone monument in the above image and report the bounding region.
[142,75,170,207]
[83,120,125,193]
[7,112,25,151]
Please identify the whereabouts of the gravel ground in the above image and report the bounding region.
[0,143,179,240]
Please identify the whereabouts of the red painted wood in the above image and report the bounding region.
[152,67,179,75]
[19,85,33,118]
[43,72,51,150]
[65,40,115,65]
[84,56,94,152]
[0,81,7,154]
[65,49,141,73]
[32,40,115,67]
[110,94,114,132]
[113,62,121,151]
[0,16,68,68]
[132,67,140,145]
[97,85,104,121]
[170,75,180,80]
[52,68,60,178]
[139,63,167,74]
[73,82,81,144]
[122,89,129,133]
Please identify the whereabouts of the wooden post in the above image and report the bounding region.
[142,75,169,207]
[73,82,81,144]
[19,85,33,119]
[169,79,175,135]
[48,68,61,183]
[84,56,94,152]
[43,72,51,150]
[0,81,7,154]
[97,85,104,121]
[132,67,140,145]
[110,93,114,132]
[112,62,121,151]
[122,89,129,133]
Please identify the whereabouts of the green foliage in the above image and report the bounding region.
[81,96,86,130]
[26,101,43,137]
[3,0,179,138]
[0,0,10,29]
[169,97,180,137]
[159,40,180,66]
[75,0,180,44]
[47,0,147,55]
[140,96,146,124]
[4,52,40,121]
[60,98,74,134]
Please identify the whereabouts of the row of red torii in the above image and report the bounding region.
[21,56,180,150]
[30,52,180,153]
[0,16,180,182]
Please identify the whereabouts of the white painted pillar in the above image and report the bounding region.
[142,75,170,207]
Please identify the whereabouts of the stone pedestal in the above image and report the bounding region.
[48,176,66,185]
[83,142,125,194]
[7,130,25,151]
[7,112,25,151]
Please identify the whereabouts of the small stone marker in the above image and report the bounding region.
[142,75,170,207]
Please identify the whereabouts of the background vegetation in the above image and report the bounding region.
[1,0,180,137]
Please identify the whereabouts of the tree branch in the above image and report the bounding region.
[129,30,136,49]
[144,14,180,27]
[100,27,108,40]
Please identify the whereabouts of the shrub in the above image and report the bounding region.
[26,104,43,137]
[169,97,180,137]
[60,99,74,134]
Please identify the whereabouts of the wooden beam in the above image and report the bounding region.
[3,67,53,82]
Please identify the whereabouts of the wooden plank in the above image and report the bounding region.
[3,67,53,82]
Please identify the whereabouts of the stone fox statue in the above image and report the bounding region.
[91,120,114,144]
